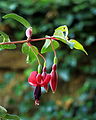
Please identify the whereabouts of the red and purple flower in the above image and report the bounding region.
[28,68,51,105]
[28,63,58,105]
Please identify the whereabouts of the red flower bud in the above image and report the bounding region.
[26,27,32,38]
[52,64,57,71]
[42,67,47,80]
[50,64,58,93]
[42,67,49,92]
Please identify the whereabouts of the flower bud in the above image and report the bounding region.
[42,67,49,92]
[42,67,46,79]
[26,27,32,38]
[50,64,58,93]
[52,64,57,71]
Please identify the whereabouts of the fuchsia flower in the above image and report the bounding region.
[50,64,58,93]
[28,63,58,105]
[28,70,51,105]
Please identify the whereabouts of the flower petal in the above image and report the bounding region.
[40,74,51,86]
[28,71,37,86]
[44,84,49,92]
[34,86,41,105]
[36,74,42,85]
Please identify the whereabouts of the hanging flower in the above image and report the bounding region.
[28,71,51,105]
[50,64,58,93]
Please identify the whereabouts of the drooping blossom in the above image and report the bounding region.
[28,71,51,105]
[50,64,58,93]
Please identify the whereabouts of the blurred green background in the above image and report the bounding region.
[0,0,96,120]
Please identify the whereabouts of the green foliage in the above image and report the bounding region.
[41,36,59,53]
[0,106,7,118]
[0,106,20,120]
[3,13,31,28]
[1,13,87,55]
[0,0,96,120]
[53,26,87,55]
[22,43,38,63]
[22,43,29,54]
[4,114,20,120]
[53,26,68,44]
[69,39,88,55]
[0,31,16,50]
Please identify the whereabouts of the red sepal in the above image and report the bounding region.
[50,70,58,93]
[28,71,37,86]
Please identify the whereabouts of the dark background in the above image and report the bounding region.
[0,0,96,120]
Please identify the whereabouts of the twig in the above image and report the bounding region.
[0,37,58,45]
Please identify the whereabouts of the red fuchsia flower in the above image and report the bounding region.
[26,27,32,38]
[50,64,58,93]
[28,71,51,105]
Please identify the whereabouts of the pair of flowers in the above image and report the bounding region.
[28,64,58,105]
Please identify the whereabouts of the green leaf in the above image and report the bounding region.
[69,39,88,55]
[53,26,69,44]
[0,106,7,118]
[27,46,38,63]
[1,44,16,49]
[4,114,20,120]
[41,36,59,53]
[22,43,38,63]
[3,13,31,28]
[0,31,9,42]
[22,43,29,54]
[0,35,3,43]
[0,31,16,50]
[67,41,75,49]
[54,25,68,36]
[53,29,64,38]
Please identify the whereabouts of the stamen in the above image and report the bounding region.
[35,99,40,105]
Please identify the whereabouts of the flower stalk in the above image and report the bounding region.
[0,37,58,45]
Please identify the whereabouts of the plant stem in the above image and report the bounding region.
[27,42,46,63]
[38,52,46,62]
[27,42,41,65]
[30,47,41,65]
[0,37,58,45]
[50,39,56,57]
